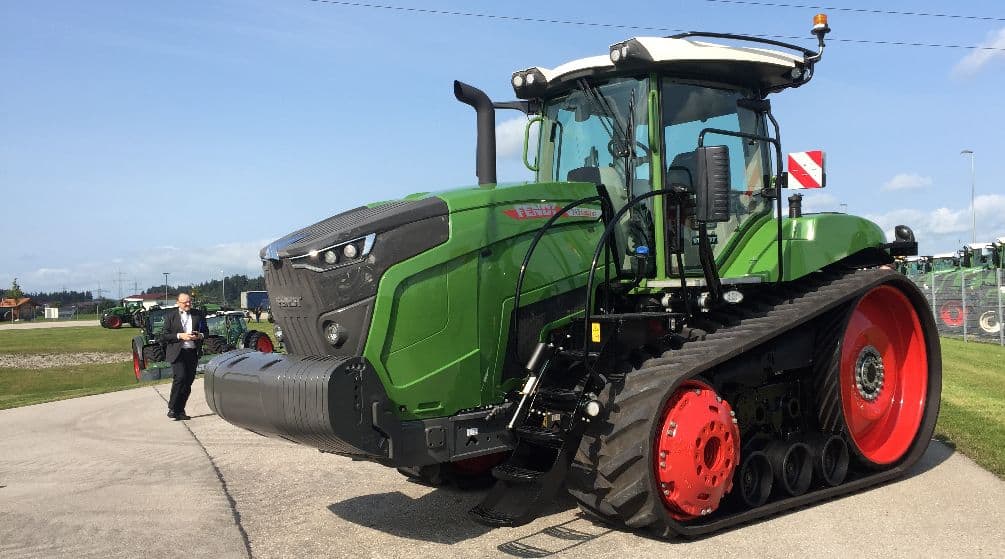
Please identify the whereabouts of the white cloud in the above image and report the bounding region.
[495,116,538,159]
[865,194,1005,252]
[798,192,840,213]
[882,173,933,192]
[953,27,1005,77]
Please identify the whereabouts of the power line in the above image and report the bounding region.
[305,0,1005,51]
[703,1,1005,23]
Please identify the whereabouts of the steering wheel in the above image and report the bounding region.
[608,139,651,164]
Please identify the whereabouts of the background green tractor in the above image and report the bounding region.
[100,300,146,329]
[131,307,274,381]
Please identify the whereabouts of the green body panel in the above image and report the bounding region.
[362,181,607,420]
[719,212,887,281]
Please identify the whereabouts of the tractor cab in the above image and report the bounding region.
[506,20,859,301]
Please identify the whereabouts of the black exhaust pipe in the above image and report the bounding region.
[454,80,497,186]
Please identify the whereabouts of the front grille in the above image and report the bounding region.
[262,203,450,358]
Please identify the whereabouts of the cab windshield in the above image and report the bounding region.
[535,77,652,265]
[662,80,773,268]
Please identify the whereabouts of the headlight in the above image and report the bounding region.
[287,233,375,272]
[324,322,346,347]
[274,325,284,343]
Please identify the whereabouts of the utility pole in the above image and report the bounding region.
[115,269,125,300]
[961,150,975,244]
[95,282,107,320]
[221,270,226,306]
[163,272,170,304]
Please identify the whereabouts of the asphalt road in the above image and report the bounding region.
[1,381,1002,559]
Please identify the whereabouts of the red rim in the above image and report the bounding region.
[132,349,142,381]
[653,380,739,519]
[256,336,274,353]
[107,315,122,329]
[938,300,965,327]
[840,285,928,465]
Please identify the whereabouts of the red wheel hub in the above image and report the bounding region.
[840,285,928,465]
[107,316,122,329]
[939,300,964,327]
[653,381,739,519]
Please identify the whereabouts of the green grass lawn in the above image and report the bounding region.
[0,361,169,410]
[0,325,137,353]
[0,321,277,410]
[935,337,1005,477]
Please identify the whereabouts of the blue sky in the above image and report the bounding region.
[2,0,1004,296]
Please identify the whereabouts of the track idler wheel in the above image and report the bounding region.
[765,441,813,497]
[840,285,928,466]
[736,450,773,507]
[809,435,850,487]
[654,381,740,519]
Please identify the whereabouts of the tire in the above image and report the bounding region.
[132,343,143,381]
[203,335,229,355]
[244,330,275,353]
[820,284,938,467]
[938,299,965,329]
[100,315,111,328]
[978,310,1001,335]
[132,311,145,329]
[142,344,165,365]
[106,315,123,329]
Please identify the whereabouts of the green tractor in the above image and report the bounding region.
[132,307,274,381]
[100,299,146,329]
[205,15,940,537]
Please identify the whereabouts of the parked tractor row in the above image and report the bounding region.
[131,307,275,381]
[897,239,1005,335]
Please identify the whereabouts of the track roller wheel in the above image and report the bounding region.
[736,450,772,507]
[654,381,740,519]
[839,285,929,466]
[809,435,849,487]
[764,442,812,497]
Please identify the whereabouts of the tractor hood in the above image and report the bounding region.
[260,181,599,358]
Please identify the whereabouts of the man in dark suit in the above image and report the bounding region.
[159,293,208,420]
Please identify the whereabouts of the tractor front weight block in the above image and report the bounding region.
[203,350,512,467]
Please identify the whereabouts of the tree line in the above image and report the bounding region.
[12,275,265,309]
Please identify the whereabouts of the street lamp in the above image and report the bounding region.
[163,272,170,303]
[961,150,976,245]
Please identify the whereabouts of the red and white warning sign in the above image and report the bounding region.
[787,150,826,189]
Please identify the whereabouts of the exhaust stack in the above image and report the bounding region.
[454,80,497,186]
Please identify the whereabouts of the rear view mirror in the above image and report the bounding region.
[694,145,731,223]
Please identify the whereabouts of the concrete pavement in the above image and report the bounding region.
[1,380,1003,558]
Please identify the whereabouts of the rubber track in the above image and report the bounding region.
[567,266,940,538]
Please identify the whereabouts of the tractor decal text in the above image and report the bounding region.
[503,204,602,220]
